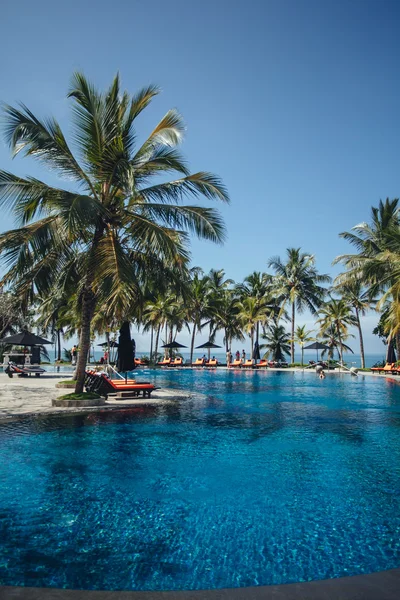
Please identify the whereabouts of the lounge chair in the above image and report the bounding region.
[205,359,218,367]
[85,372,155,399]
[254,359,268,368]
[170,357,183,366]
[157,358,171,366]
[192,358,205,366]
[371,362,397,374]
[242,359,254,368]
[230,359,242,368]
[5,361,46,378]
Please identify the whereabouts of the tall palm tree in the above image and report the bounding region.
[187,273,213,364]
[235,271,275,347]
[268,248,330,363]
[334,278,376,368]
[235,295,270,356]
[260,323,291,362]
[0,73,229,392]
[334,198,400,353]
[319,324,354,362]
[316,298,357,363]
[211,289,244,352]
[293,325,314,366]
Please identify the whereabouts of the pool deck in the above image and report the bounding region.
[1,567,400,599]
[0,373,190,421]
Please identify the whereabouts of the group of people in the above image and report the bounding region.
[226,349,247,366]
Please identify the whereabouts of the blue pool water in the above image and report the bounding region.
[1,369,400,591]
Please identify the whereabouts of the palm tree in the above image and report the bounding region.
[187,272,213,364]
[211,289,244,352]
[268,248,330,363]
[319,324,354,362]
[0,73,229,392]
[316,298,357,363]
[293,325,314,366]
[260,323,291,362]
[334,198,400,353]
[334,279,376,368]
[235,295,270,356]
[235,271,275,347]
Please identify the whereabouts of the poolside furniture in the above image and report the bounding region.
[230,359,242,368]
[192,358,205,366]
[4,361,46,378]
[371,362,397,374]
[170,357,183,366]
[254,359,268,368]
[205,359,218,367]
[157,358,171,366]
[242,359,255,369]
[134,358,144,366]
[85,372,155,399]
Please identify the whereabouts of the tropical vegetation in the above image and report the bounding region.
[0,74,398,376]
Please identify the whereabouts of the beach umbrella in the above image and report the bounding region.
[0,330,51,346]
[253,341,260,362]
[304,341,330,362]
[162,340,187,358]
[116,322,135,380]
[196,340,221,361]
[97,341,119,348]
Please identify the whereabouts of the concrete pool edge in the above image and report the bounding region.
[1,568,400,600]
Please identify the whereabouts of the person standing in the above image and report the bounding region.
[235,350,240,361]
[71,345,78,366]
[226,349,231,367]
[241,349,246,363]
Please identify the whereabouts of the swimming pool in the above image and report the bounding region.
[1,369,400,591]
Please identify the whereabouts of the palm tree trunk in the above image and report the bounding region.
[57,329,62,361]
[190,323,197,365]
[250,327,254,358]
[337,324,343,363]
[75,289,96,394]
[149,325,154,363]
[291,302,295,364]
[154,324,161,362]
[301,345,304,367]
[396,331,400,363]
[355,307,365,369]
[225,328,229,352]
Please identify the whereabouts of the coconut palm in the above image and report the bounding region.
[211,289,244,352]
[187,273,213,364]
[268,248,330,363]
[235,295,270,356]
[334,198,400,353]
[260,323,291,362]
[334,278,376,368]
[293,325,314,366]
[316,298,357,363]
[0,73,228,392]
[235,271,276,347]
[319,325,354,362]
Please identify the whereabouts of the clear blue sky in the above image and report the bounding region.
[0,0,399,354]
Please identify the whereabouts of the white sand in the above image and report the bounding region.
[0,373,190,420]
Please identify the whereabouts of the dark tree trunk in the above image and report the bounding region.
[149,325,154,363]
[355,307,365,369]
[154,324,161,362]
[75,289,96,394]
[57,329,62,361]
[190,323,197,365]
[291,302,295,363]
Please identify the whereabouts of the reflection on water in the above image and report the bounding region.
[1,371,400,591]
